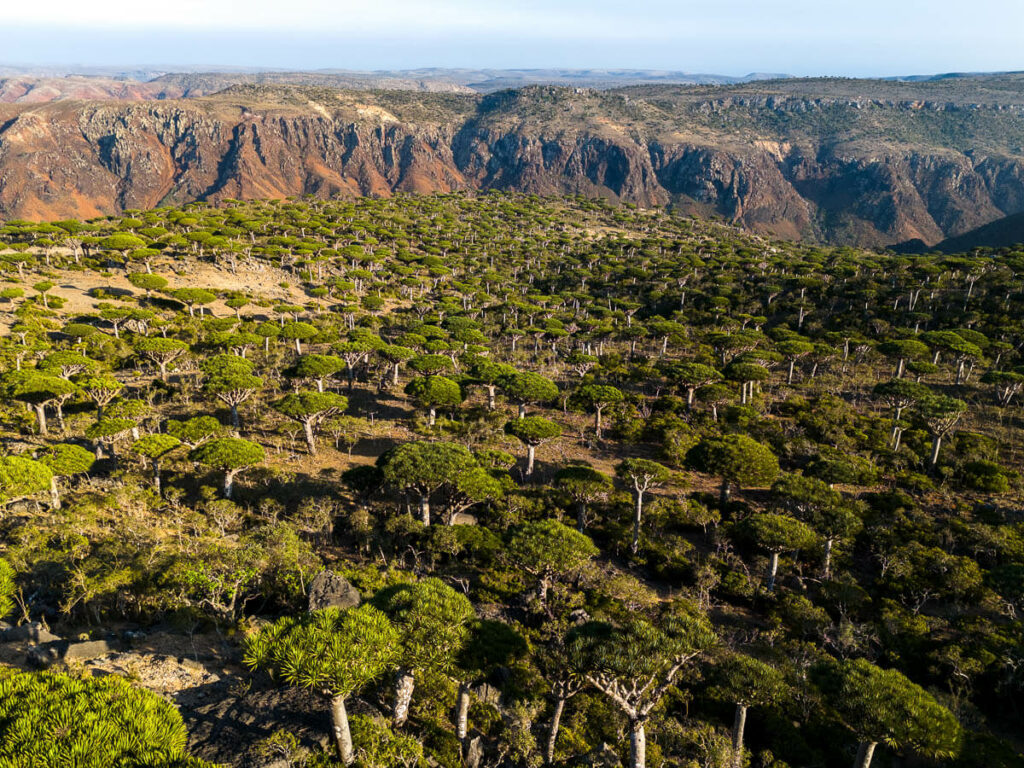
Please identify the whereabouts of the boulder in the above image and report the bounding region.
[308,571,361,612]
[471,682,501,706]
[26,643,62,668]
[451,512,478,526]
[3,621,60,644]
[27,638,117,667]
[583,743,623,767]
[463,736,484,768]
[64,639,116,661]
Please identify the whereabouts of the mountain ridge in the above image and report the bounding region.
[0,68,796,103]
[3,77,1024,247]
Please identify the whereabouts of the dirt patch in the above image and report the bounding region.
[0,256,314,326]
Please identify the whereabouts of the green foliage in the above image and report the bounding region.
[0,455,53,503]
[171,288,217,308]
[131,434,182,460]
[507,519,598,581]
[99,233,146,252]
[3,192,1024,768]
[709,652,789,708]
[273,391,349,420]
[616,458,672,490]
[127,273,169,293]
[189,437,264,471]
[686,435,779,491]
[38,443,95,477]
[379,441,477,498]
[812,658,960,760]
[555,465,613,503]
[404,375,463,411]
[244,605,399,699]
[166,416,222,447]
[373,577,475,675]
[739,513,818,554]
[806,450,879,486]
[500,371,558,410]
[349,714,424,767]
[504,415,561,446]
[0,559,15,619]
[0,670,218,767]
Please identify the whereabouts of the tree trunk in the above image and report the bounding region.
[302,420,318,455]
[720,478,731,506]
[853,741,877,768]
[230,404,240,430]
[331,694,355,765]
[731,704,747,768]
[158,362,169,382]
[526,444,536,477]
[630,719,646,768]
[686,387,695,409]
[420,494,431,526]
[487,384,496,410]
[455,681,471,741]
[34,404,47,436]
[153,459,162,496]
[536,574,550,607]
[224,469,236,499]
[393,362,401,386]
[518,403,526,419]
[930,435,943,469]
[823,537,834,578]
[393,669,415,727]
[594,407,603,439]
[49,476,61,509]
[576,501,587,531]
[294,338,302,355]
[545,696,567,765]
[631,490,644,554]
[787,359,796,384]
[767,551,779,591]
[429,406,437,426]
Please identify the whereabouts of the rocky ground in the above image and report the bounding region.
[0,569,370,765]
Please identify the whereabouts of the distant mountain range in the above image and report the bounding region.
[4,69,1024,249]
[0,67,794,101]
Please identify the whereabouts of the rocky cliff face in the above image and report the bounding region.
[3,84,1024,247]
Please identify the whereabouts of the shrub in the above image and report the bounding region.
[0,670,217,767]
[957,460,1011,493]
[0,559,15,619]
[349,714,423,767]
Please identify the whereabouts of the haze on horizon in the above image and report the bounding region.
[3,0,1023,79]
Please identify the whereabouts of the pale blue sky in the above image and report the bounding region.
[4,0,1024,77]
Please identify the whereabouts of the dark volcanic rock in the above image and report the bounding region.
[307,570,361,612]
[2,622,60,644]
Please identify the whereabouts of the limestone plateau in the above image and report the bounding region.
[6,73,1024,247]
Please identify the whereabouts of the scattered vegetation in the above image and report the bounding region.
[0,192,1020,767]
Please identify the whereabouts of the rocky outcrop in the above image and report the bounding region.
[3,86,1024,247]
[307,571,361,612]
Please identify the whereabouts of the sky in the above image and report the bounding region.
[4,0,1024,77]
